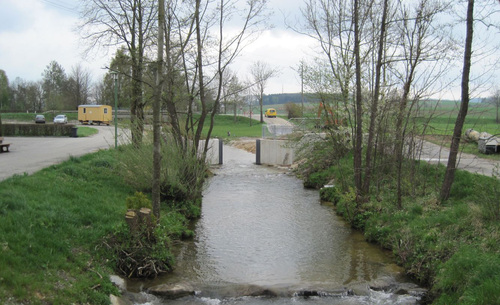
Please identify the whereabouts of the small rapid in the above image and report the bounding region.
[124,145,424,304]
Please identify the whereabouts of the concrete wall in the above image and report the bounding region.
[257,139,295,166]
[199,138,223,165]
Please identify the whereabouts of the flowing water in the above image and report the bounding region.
[125,145,423,304]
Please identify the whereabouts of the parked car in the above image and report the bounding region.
[35,115,46,124]
[265,108,277,118]
[53,115,68,124]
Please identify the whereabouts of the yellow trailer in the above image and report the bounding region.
[78,105,112,125]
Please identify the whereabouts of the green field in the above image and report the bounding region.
[202,114,264,139]
[415,101,500,136]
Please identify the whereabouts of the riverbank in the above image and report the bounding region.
[0,149,192,304]
[304,152,500,304]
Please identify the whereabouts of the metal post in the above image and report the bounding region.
[112,72,118,148]
[256,139,261,165]
[218,138,223,165]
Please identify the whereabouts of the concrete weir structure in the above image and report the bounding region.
[256,139,295,166]
[199,138,223,165]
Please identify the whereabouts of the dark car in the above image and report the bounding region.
[35,115,46,124]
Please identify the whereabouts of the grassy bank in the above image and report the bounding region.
[0,149,191,304]
[202,114,264,139]
[313,154,500,304]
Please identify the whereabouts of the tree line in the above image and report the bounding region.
[0,62,96,112]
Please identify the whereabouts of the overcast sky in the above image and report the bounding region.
[0,0,498,99]
[0,0,312,95]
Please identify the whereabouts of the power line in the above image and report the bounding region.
[40,0,79,14]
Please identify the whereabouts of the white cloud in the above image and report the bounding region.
[233,29,316,94]
[0,0,110,82]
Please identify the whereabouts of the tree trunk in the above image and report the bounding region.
[194,0,207,151]
[440,0,474,202]
[353,0,363,202]
[152,0,165,221]
[363,0,388,196]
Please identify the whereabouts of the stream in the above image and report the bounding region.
[123,145,424,304]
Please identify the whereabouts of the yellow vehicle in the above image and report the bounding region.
[78,105,112,125]
[265,108,277,118]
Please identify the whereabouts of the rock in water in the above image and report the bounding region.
[148,282,195,299]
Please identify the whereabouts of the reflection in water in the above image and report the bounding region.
[128,145,419,304]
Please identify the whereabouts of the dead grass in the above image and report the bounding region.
[230,139,257,154]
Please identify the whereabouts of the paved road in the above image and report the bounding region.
[0,126,128,182]
[258,114,499,177]
[418,140,499,177]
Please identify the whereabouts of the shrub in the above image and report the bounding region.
[319,185,341,204]
[285,102,302,119]
[2,123,75,136]
[125,192,152,211]
[115,133,208,218]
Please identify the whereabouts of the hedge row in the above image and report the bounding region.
[1,123,75,137]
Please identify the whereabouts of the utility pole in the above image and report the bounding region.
[301,62,304,117]
[112,71,118,148]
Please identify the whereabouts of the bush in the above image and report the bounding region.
[125,192,152,210]
[2,123,75,136]
[115,133,208,219]
[285,102,302,119]
[319,185,341,204]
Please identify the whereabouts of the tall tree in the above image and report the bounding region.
[250,61,279,123]
[67,65,92,109]
[190,0,270,153]
[363,0,389,196]
[440,0,475,202]
[80,0,157,146]
[152,0,165,220]
[41,61,67,110]
[0,70,10,111]
[353,0,363,200]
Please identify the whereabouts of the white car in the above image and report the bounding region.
[53,115,68,124]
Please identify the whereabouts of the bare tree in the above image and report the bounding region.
[441,0,475,202]
[79,0,157,146]
[192,0,270,153]
[152,0,165,220]
[67,64,92,109]
[363,0,389,196]
[250,61,279,123]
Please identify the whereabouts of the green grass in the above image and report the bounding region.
[315,153,500,304]
[77,126,99,137]
[0,149,190,304]
[202,114,264,139]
